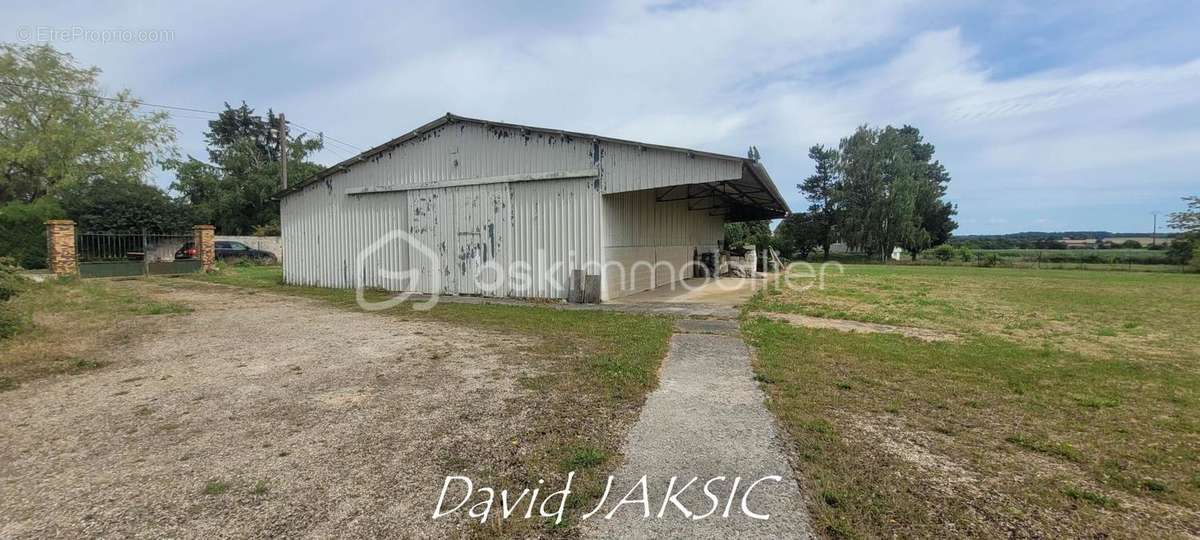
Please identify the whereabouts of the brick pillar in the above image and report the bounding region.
[193,225,216,272]
[44,220,77,276]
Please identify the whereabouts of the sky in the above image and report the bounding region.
[8,0,1200,234]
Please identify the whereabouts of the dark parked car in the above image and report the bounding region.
[176,241,277,264]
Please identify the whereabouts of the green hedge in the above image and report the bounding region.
[0,199,66,269]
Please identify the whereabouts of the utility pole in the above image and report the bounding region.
[278,113,288,190]
[1152,211,1159,246]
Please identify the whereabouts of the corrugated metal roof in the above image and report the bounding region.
[275,113,789,217]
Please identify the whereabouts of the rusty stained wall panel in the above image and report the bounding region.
[321,122,741,197]
[406,183,511,296]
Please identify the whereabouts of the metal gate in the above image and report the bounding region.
[76,231,200,278]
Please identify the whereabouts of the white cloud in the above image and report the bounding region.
[9,0,1200,233]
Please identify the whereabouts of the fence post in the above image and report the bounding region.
[193,225,216,272]
[44,220,77,276]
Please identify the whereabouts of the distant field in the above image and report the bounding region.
[917,247,1174,269]
[744,265,1200,537]
[976,248,1166,259]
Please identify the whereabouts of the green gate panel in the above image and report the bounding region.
[78,262,145,278]
[79,260,201,278]
[147,260,201,275]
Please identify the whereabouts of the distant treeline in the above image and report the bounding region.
[949,232,1178,250]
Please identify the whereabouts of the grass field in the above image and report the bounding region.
[745,265,1200,537]
[0,276,192,390]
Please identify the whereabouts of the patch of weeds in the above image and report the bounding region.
[1140,479,1168,493]
[820,490,843,508]
[834,381,852,390]
[932,425,955,436]
[251,481,270,495]
[1095,327,1118,337]
[0,376,17,392]
[1005,434,1084,463]
[67,358,107,372]
[799,418,834,435]
[202,480,230,495]
[135,302,192,315]
[753,373,776,384]
[0,306,25,339]
[883,404,900,414]
[1122,321,1140,330]
[1064,486,1118,509]
[561,445,607,471]
[1072,395,1120,409]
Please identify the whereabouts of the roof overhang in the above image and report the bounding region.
[274,113,791,220]
[653,161,788,222]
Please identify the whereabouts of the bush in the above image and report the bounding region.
[0,199,67,269]
[253,222,281,236]
[0,258,26,302]
[930,244,957,262]
[958,246,975,262]
[1166,239,1195,265]
[0,305,23,339]
[977,253,1002,267]
[1191,246,1200,273]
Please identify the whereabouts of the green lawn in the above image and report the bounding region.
[745,265,1200,537]
[0,276,191,390]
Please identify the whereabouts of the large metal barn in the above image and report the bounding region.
[277,114,789,301]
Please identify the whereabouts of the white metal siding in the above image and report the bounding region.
[283,120,738,300]
[282,181,410,291]
[508,178,602,299]
[601,190,723,300]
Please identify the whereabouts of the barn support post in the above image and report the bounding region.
[44,219,77,276]
[193,225,216,272]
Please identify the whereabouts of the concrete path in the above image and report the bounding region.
[583,319,813,539]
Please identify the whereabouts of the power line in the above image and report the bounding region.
[0,80,220,115]
[1,80,364,153]
[287,120,363,152]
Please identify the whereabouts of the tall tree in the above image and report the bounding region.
[1168,195,1199,236]
[57,176,194,233]
[0,43,176,203]
[834,124,956,261]
[799,144,840,258]
[773,212,822,260]
[723,220,772,250]
[168,103,324,234]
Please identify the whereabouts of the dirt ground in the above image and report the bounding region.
[0,282,537,538]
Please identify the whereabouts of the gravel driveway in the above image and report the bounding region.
[0,282,535,538]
